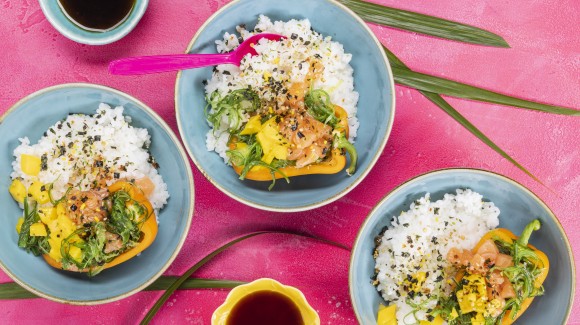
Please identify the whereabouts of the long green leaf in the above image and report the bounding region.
[383,46,544,184]
[141,231,350,324]
[0,278,245,300]
[391,66,580,116]
[338,0,509,47]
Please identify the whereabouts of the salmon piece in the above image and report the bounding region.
[495,253,514,268]
[447,247,473,266]
[467,254,488,275]
[500,279,516,299]
[135,176,155,198]
[476,239,499,262]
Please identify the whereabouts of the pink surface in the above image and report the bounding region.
[0,0,578,324]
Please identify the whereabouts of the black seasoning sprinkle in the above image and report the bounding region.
[297,131,305,139]
[40,185,46,192]
[114,172,120,179]
[202,80,208,86]
[40,154,48,171]
[94,135,101,141]
[434,207,440,215]
[401,252,410,258]
[290,33,298,40]
[49,128,56,134]
[222,70,231,75]
[70,204,77,211]
[402,223,409,227]
[95,160,103,167]
[65,132,72,138]
[81,196,88,203]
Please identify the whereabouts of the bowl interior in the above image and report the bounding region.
[176,0,394,211]
[349,169,574,324]
[39,0,149,45]
[0,84,193,303]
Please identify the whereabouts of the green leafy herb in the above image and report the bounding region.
[108,190,144,245]
[205,89,260,132]
[227,135,290,190]
[304,89,339,126]
[334,133,357,175]
[337,0,509,47]
[17,198,50,256]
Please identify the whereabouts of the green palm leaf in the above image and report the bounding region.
[0,278,245,300]
[141,231,349,324]
[391,67,580,116]
[338,0,509,47]
[383,46,544,184]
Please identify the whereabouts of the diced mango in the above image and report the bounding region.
[38,207,57,224]
[68,245,83,263]
[9,179,27,203]
[240,115,262,135]
[16,217,24,234]
[21,154,41,176]
[377,304,397,325]
[256,118,288,164]
[28,181,50,204]
[56,202,67,217]
[29,222,47,236]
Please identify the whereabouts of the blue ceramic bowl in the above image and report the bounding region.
[39,0,148,45]
[175,0,395,212]
[349,169,574,324]
[0,83,194,304]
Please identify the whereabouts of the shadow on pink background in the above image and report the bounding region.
[0,0,578,323]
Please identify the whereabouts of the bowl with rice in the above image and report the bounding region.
[176,0,394,211]
[0,83,194,304]
[349,168,574,324]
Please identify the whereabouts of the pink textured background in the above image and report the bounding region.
[0,0,578,324]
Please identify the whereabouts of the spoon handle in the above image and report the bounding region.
[108,53,235,75]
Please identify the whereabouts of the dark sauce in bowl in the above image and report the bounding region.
[226,290,304,325]
[58,0,135,32]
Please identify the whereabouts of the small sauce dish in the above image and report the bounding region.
[38,0,149,45]
[212,278,320,325]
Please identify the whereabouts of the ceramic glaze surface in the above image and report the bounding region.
[176,0,395,211]
[0,84,194,303]
[350,169,573,324]
[39,0,148,45]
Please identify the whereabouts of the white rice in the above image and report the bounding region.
[374,189,500,323]
[10,104,169,210]
[204,15,359,162]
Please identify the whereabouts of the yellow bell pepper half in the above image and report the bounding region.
[43,181,157,273]
[230,105,353,180]
[470,221,549,325]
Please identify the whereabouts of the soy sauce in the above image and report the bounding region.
[226,290,304,325]
[58,0,135,32]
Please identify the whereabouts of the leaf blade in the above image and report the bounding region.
[382,46,544,184]
[0,278,246,300]
[140,231,349,324]
[338,0,509,47]
[391,66,580,116]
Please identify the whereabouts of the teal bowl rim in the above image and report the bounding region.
[0,83,195,305]
[174,0,396,212]
[38,0,149,45]
[348,167,575,323]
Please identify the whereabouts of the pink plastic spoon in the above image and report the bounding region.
[108,33,284,75]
